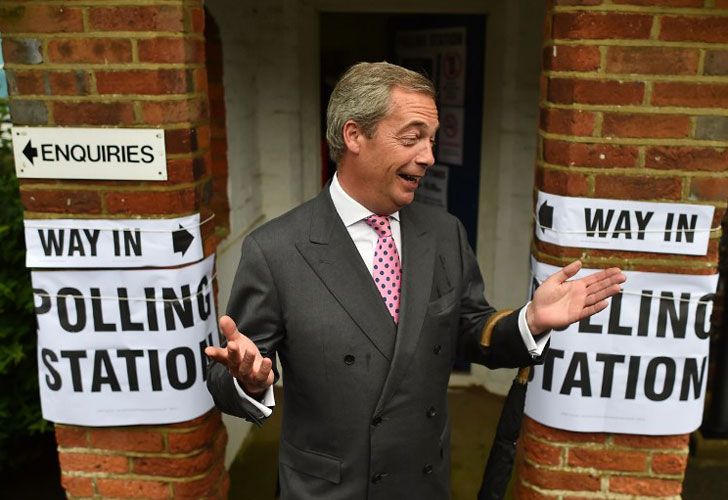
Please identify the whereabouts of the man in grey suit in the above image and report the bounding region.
[206,62,625,499]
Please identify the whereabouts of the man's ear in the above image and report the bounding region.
[342,120,363,155]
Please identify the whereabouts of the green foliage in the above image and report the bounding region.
[0,98,50,469]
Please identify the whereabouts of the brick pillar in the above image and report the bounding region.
[54,412,228,498]
[518,0,728,498]
[0,1,229,497]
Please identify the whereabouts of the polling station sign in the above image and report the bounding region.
[525,258,718,435]
[24,214,203,268]
[12,126,167,180]
[535,191,715,256]
[33,255,218,426]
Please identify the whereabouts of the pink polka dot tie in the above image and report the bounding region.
[365,215,402,324]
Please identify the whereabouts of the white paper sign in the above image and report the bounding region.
[415,164,449,209]
[439,42,466,107]
[525,257,718,435]
[24,214,203,268]
[438,106,464,166]
[536,191,715,256]
[394,28,467,165]
[13,126,167,180]
[33,255,218,426]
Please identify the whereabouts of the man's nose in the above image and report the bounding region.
[416,142,436,167]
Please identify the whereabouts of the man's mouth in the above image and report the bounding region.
[398,173,421,183]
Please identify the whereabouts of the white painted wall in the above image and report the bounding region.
[474,0,546,395]
[205,0,545,466]
[205,0,262,466]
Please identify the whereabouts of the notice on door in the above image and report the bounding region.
[414,164,449,209]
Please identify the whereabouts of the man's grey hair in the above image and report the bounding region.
[326,61,436,163]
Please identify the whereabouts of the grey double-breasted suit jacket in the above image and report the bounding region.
[207,188,540,499]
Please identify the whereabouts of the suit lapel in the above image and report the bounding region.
[375,204,436,414]
[295,191,396,360]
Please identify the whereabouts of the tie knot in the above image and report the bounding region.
[365,214,392,238]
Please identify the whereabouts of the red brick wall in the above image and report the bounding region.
[0,1,229,497]
[519,418,688,497]
[520,0,727,497]
[1,1,219,227]
[55,412,228,498]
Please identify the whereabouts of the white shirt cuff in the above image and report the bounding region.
[518,301,550,358]
[233,378,275,418]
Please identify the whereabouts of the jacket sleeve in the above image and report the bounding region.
[454,220,544,369]
[207,233,285,424]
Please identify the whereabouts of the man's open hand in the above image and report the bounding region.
[204,315,274,397]
[527,260,626,335]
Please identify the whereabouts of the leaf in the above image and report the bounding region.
[0,99,50,469]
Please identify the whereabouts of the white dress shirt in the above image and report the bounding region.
[328,172,402,275]
[235,172,549,414]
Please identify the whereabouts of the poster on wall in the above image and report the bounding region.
[24,214,204,268]
[535,191,715,256]
[34,255,219,426]
[525,257,718,435]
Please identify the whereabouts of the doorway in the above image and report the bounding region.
[320,13,486,252]
[320,13,486,372]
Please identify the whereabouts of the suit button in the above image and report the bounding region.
[426,406,437,418]
[423,464,433,475]
[344,354,355,365]
[433,344,442,354]
[372,416,383,426]
[371,473,386,484]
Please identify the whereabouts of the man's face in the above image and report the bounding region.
[341,87,439,215]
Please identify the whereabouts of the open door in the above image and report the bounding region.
[321,13,487,372]
[321,14,486,253]
[390,15,486,252]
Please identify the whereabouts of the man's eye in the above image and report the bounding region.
[400,136,418,146]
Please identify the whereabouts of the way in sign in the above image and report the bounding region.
[25,214,202,268]
[584,208,697,242]
[38,227,142,257]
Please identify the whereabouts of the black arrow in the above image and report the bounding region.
[23,140,38,165]
[172,225,194,256]
[538,200,554,233]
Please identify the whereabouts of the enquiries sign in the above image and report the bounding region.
[24,214,203,268]
[12,126,167,180]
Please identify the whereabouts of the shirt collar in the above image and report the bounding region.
[329,172,400,227]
